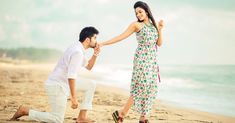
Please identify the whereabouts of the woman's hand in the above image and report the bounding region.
[97,42,105,48]
[98,42,104,47]
[158,20,164,30]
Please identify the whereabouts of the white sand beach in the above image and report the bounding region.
[0,62,235,123]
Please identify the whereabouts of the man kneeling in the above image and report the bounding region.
[10,26,100,123]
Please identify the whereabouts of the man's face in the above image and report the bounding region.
[89,34,97,48]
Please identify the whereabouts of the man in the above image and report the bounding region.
[10,26,100,123]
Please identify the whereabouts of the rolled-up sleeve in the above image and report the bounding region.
[82,55,89,67]
[67,51,83,79]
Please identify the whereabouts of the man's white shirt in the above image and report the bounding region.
[45,41,88,97]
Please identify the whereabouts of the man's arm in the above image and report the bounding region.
[68,78,78,109]
[86,44,100,70]
[86,55,98,70]
[67,52,83,109]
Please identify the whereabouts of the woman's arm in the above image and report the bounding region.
[157,30,163,47]
[100,22,138,46]
[156,20,164,47]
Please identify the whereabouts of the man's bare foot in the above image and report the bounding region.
[76,118,94,123]
[10,105,29,121]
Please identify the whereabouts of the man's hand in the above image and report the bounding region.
[85,43,101,70]
[71,97,78,109]
[68,78,78,109]
[93,43,101,56]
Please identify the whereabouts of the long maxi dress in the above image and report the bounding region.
[130,23,161,115]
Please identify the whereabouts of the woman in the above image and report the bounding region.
[100,1,164,123]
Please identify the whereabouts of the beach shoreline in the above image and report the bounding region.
[0,63,235,123]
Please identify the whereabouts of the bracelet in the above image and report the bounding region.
[93,54,99,57]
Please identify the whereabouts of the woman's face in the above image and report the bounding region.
[135,7,148,21]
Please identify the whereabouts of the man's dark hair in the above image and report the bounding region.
[79,26,99,42]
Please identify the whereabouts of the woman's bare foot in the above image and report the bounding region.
[139,115,146,122]
[10,105,29,121]
[119,110,126,118]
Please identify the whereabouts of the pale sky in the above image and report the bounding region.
[0,0,235,65]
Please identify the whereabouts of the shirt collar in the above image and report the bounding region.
[77,41,86,53]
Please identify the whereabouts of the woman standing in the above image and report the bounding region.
[100,1,164,123]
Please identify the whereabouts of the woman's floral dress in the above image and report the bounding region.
[130,23,161,115]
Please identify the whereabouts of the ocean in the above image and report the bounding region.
[79,64,235,117]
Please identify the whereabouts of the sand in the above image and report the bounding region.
[0,62,235,123]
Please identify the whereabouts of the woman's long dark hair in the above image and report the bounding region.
[134,1,158,33]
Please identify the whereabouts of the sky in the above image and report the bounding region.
[0,0,235,65]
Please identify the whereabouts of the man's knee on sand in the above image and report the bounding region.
[29,110,65,123]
